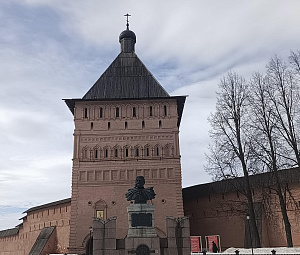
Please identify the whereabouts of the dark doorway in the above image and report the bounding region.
[86,237,93,255]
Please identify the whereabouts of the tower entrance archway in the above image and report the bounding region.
[85,237,93,255]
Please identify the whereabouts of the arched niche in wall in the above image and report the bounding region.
[94,199,107,220]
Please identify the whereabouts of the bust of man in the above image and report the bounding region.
[125,176,156,204]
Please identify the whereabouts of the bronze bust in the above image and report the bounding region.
[126,176,156,204]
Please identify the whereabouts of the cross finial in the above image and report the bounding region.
[124,13,131,30]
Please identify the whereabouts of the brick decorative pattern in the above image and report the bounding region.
[69,99,184,254]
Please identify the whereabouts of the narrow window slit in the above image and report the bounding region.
[133,107,136,117]
[116,107,119,118]
[100,107,103,118]
[84,108,88,118]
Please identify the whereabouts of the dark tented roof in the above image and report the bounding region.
[82,52,170,100]
[183,167,300,201]
[24,198,71,214]
[0,227,19,238]
[29,226,55,255]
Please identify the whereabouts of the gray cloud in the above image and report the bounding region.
[1,0,300,229]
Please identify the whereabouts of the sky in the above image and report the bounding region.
[1,0,300,230]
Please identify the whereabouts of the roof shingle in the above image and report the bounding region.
[82,52,170,100]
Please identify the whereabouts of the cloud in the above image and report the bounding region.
[0,211,25,230]
[1,0,300,229]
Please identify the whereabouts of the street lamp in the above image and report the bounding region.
[246,214,254,255]
[89,226,93,255]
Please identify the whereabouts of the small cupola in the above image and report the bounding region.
[119,13,136,52]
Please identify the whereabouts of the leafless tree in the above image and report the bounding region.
[207,52,300,248]
[249,72,293,247]
[206,72,261,247]
[266,55,300,166]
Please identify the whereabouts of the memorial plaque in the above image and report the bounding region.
[131,213,152,227]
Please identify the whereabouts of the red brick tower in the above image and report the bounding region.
[64,25,186,254]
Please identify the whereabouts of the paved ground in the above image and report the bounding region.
[223,247,300,254]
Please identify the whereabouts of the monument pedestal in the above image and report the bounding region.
[125,203,161,254]
[127,203,157,238]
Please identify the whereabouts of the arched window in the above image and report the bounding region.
[115,148,118,158]
[125,148,129,158]
[84,108,88,118]
[94,148,99,159]
[154,145,160,157]
[108,122,110,130]
[144,145,151,157]
[125,121,128,129]
[163,144,173,158]
[164,145,169,157]
[142,120,145,129]
[91,122,93,130]
[149,106,153,116]
[83,147,90,159]
[159,120,162,128]
[94,199,107,220]
[136,148,139,157]
[104,148,109,158]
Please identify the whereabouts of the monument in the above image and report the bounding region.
[126,176,156,204]
[125,176,159,252]
[92,176,191,255]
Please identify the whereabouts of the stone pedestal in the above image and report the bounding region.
[125,203,160,254]
[127,204,157,238]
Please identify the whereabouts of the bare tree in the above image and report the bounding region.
[249,72,293,247]
[206,72,261,247]
[266,55,300,166]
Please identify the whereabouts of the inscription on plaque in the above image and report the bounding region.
[131,213,152,227]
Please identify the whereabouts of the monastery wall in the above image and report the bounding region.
[0,201,71,255]
[184,180,300,250]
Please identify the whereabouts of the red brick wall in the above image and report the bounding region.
[0,202,71,255]
[184,182,300,250]
[69,98,184,254]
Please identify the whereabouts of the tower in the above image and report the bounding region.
[64,23,186,254]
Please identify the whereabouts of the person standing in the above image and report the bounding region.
[212,241,218,253]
